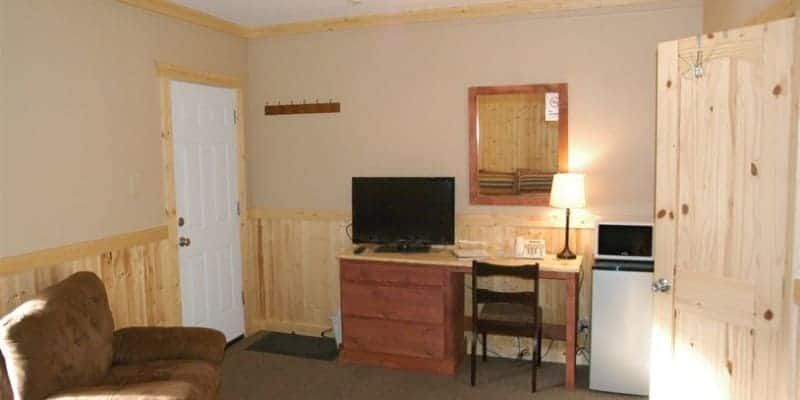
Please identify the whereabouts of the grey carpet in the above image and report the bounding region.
[221,333,645,400]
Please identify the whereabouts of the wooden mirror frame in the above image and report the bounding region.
[468,83,569,206]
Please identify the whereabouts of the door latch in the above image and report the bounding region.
[652,278,672,293]
[179,237,191,247]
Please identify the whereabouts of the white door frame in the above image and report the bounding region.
[156,62,249,334]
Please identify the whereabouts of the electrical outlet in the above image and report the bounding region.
[578,319,590,332]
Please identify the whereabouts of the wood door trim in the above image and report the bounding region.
[794,279,800,305]
[0,226,167,277]
[156,63,244,88]
[157,63,249,327]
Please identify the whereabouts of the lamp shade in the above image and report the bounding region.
[550,173,586,209]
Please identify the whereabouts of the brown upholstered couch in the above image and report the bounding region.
[0,272,226,400]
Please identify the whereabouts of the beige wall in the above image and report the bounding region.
[1,1,7,257]
[246,5,702,221]
[0,0,247,257]
[703,0,780,32]
[0,2,6,257]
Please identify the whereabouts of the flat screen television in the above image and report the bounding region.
[352,177,455,252]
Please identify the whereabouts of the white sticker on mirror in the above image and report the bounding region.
[545,92,559,122]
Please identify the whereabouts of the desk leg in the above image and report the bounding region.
[565,273,578,390]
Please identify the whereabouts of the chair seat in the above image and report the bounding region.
[479,303,541,325]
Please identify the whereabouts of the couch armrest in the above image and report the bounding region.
[113,327,226,365]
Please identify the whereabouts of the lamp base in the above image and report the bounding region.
[557,207,576,260]
[557,247,577,260]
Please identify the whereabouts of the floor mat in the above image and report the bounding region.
[245,332,339,361]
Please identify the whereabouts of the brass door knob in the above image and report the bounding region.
[179,237,191,247]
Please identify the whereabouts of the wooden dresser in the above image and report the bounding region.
[338,258,465,375]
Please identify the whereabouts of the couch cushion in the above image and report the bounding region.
[47,381,199,400]
[0,272,115,400]
[47,360,221,400]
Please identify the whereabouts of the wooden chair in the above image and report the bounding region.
[470,260,543,392]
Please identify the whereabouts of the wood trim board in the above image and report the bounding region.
[118,0,681,39]
[117,0,249,37]
[156,63,244,88]
[0,226,168,276]
[243,0,678,38]
[248,207,596,228]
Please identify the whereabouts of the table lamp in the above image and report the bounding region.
[550,173,586,260]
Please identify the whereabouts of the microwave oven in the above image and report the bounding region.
[595,222,654,262]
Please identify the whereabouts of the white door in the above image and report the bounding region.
[171,80,245,341]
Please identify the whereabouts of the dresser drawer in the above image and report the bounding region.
[343,317,445,359]
[341,260,444,287]
[341,282,444,324]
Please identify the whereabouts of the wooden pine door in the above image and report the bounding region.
[171,80,245,341]
[652,19,796,400]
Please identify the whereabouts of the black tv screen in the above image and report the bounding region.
[352,177,455,245]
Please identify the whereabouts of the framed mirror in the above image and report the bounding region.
[468,83,568,206]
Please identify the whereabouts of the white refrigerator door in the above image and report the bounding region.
[589,270,653,395]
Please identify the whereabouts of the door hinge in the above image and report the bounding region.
[233,109,238,125]
[241,291,245,305]
[236,201,240,216]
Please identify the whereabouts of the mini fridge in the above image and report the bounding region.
[589,260,653,396]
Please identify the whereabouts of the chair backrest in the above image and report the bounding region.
[471,261,540,328]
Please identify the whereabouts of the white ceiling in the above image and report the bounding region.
[172,0,514,27]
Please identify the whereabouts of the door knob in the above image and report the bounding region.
[652,278,672,293]
[179,237,191,247]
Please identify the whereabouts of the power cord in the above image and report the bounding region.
[576,323,591,363]
[345,223,353,241]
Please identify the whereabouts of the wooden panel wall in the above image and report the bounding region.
[243,208,595,363]
[0,227,179,328]
[477,93,559,174]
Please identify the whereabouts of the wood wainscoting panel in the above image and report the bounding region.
[243,207,595,364]
[0,227,179,328]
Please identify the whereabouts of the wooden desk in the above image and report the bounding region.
[338,249,582,389]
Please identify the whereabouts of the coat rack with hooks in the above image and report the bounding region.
[264,99,341,115]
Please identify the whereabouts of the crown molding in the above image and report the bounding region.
[118,0,689,39]
[244,0,680,38]
[117,0,250,37]
[746,0,798,27]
